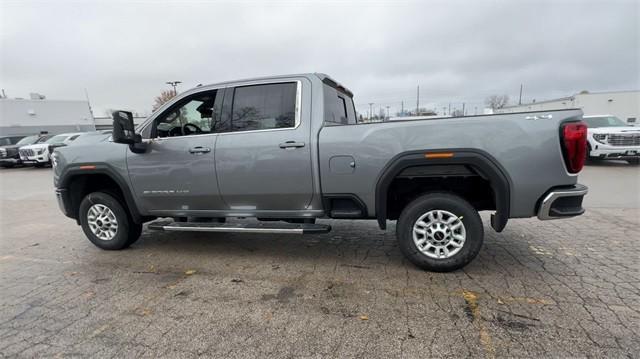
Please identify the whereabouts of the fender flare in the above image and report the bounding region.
[374,149,512,232]
[58,163,143,224]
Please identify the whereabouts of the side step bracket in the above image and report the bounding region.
[148,219,331,234]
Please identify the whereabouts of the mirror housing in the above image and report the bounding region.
[112,110,140,144]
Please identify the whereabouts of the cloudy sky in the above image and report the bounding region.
[1,0,638,116]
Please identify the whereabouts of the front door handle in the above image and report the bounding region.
[279,141,305,149]
[189,146,211,154]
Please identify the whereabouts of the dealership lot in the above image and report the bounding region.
[0,164,638,357]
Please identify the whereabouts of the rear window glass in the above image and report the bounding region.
[323,85,356,125]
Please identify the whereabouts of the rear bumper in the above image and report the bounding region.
[537,184,588,220]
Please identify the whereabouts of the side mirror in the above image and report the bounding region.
[48,143,66,154]
[112,110,140,144]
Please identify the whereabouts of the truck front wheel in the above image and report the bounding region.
[396,193,483,272]
[79,192,142,250]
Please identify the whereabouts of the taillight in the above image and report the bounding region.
[561,121,588,173]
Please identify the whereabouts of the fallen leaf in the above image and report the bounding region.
[185,270,196,275]
[497,299,505,305]
[359,315,369,321]
[136,307,153,316]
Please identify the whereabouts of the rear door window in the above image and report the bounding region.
[231,82,297,132]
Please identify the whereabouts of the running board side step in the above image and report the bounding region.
[148,219,331,234]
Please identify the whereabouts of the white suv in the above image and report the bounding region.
[584,115,640,165]
[19,132,84,166]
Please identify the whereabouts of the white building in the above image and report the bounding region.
[495,90,639,125]
[0,96,95,136]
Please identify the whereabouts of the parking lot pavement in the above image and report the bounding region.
[0,165,639,358]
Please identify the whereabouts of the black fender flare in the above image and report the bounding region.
[374,149,512,232]
[58,163,143,224]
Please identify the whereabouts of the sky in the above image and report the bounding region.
[1,0,638,117]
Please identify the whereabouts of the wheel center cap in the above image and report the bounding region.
[434,231,445,241]
[97,220,103,226]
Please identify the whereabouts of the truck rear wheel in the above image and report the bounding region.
[79,192,142,250]
[396,193,483,272]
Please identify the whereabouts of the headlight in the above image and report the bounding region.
[593,133,607,144]
[51,152,58,168]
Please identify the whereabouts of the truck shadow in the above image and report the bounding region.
[128,219,548,275]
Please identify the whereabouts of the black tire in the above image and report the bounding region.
[396,192,484,272]
[79,192,142,250]
[626,158,640,165]
[585,144,597,164]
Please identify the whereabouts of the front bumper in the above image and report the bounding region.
[20,154,49,164]
[55,188,73,218]
[0,158,20,166]
[537,184,588,220]
[590,143,640,159]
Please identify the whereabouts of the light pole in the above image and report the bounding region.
[166,81,182,96]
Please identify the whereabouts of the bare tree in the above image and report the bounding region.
[153,90,176,111]
[485,95,509,110]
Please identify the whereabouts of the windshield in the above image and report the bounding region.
[35,135,52,143]
[584,116,626,128]
[15,135,40,145]
[45,135,68,144]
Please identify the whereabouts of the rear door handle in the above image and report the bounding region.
[189,146,211,154]
[279,141,305,149]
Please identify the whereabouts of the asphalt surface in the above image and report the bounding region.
[0,162,639,358]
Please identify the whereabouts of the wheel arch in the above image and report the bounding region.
[58,164,143,224]
[375,149,512,232]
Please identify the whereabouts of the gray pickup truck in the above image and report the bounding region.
[53,73,589,271]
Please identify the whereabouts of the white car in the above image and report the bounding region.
[19,132,84,166]
[584,115,640,165]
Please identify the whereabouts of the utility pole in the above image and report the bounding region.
[368,103,374,119]
[416,85,420,115]
[519,84,523,105]
[166,81,182,96]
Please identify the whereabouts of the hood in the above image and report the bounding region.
[68,132,111,146]
[589,126,640,134]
